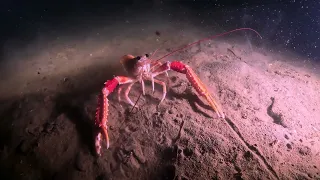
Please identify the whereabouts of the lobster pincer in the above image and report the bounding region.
[151,61,225,118]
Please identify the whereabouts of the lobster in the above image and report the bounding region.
[94,28,262,156]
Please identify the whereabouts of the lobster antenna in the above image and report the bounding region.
[129,28,262,113]
[149,40,169,59]
[155,28,262,62]
[149,47,161,60]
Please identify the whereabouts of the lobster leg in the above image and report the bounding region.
[141,79,146,95]
[152,78,167,104]
[151,61,169,76]
[95,76,134,156]
[118,81,140,107]
[150,61,169,92]
[124,81,138,107]
[118,86,123,103]
[152,61,225,119]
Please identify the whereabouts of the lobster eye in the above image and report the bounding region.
[145,54,149,57]
[136,56,141,60]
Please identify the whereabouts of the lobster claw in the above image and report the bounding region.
[170,61,225,118]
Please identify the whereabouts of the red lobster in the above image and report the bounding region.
[94,28,262,156]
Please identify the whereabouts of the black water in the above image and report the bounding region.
[0,0,319,62]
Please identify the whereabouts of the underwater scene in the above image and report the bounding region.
[0,0,319,179]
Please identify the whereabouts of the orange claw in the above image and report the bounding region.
[95,76,134,156]
[170,61,225,119]
[95,79,117,156]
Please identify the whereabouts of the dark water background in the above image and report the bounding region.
[0,0,319,62]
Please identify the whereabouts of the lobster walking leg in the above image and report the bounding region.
[152,61,225,119]
[151,61,169,76]
[124,81,138,107]
[141,79,146,95]
[95,76,134,156]
[152,78,167,104]
[150,61,169,92]
[118,86,123,103]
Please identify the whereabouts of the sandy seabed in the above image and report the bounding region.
[0,13,320,180]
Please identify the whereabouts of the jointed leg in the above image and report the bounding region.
[151,62,169,77]
[151,62,170,92]
[95,132,102,157]
[124,82,138,107]
[95,76,135,156]
[118,86,123,103]
[152,78,167,105]
[170,61,225,118]
[150,61,165,72]
[117,80,136,105]
[152,61,225,118]
[141,79,146,95]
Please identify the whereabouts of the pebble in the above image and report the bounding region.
[173,118,180,123]
[177,113,184,118]
[124,127,131,133]
[269,140,278,147]
[133,146,146,164]
[241,111,247,119]
[244,151,253,161]
[298,146,311,156]
[284,134,289,140]
[253,107,260,110]
[123,139,146,164]
[128,156,140,169]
